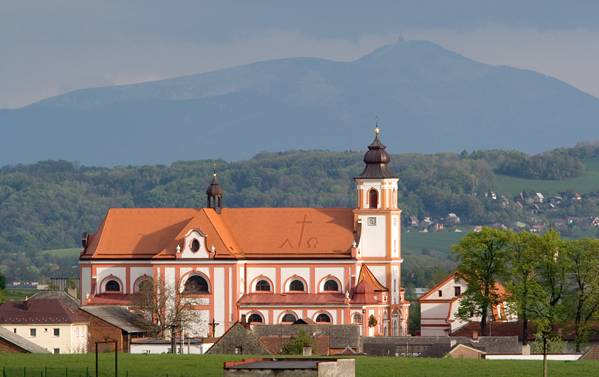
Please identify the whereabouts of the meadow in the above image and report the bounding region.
[494,157,599,197]
[0,353,596,377]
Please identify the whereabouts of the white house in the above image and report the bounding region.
[418,273,515,336]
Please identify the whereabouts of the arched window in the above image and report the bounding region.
[183,275,209,294]
[323,279,339,292]
[105,280,120,292]
[134,276,153,293]
[281,313,297,323]
[352,313,363,325]
[315,313,331,323]
[248,313,263,323]
[255,280,271,292]
[289,280,305,292]
[369,189,378,209]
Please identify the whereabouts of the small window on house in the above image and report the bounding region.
[53,348,60,354]
[255,280,271,292]
[438,290,442,297]
[323,279,339,292]
[13,328,16,334]
[53,328,60,336]
[105,280,121,292]
[248,313,263,323]
[30,328,36,337]
[367,217,377,226]
[281,313,297,323]
[454,286,461,296]
[289,280,305,292]
[191,239,200,252]
[369,189,379,209]
[234,346,242,354]
[315,313,331,323]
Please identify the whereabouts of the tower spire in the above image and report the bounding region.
[206,164,224,212]
[355,122,396,179]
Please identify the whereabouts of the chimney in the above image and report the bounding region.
[472,330,479,340]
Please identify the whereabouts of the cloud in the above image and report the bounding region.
[2,2,599,107]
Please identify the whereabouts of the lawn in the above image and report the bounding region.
[41,248,81,258]
[402,230,467,255]
[3,288,38,301]
[494,157,599,197]
[0,354,596,377]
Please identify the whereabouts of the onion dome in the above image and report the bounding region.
[356,126,397,179]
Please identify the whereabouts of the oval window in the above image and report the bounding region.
[191,239,200,252]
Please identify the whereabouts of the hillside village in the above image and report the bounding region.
[405,189,599,235]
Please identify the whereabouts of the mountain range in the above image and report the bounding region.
[2,40,599,166]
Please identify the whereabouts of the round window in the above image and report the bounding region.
[191,239,200,252]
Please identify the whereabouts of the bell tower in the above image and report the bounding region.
[353,126,408,335]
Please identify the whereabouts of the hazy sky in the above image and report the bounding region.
[2,0,599,108]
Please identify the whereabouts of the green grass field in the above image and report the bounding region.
[0,354,596,377]
[3,288,38,301]
[402,230,467,255]
[494,158,599,197]
[41,248,81,258]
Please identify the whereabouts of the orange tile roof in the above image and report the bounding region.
[238,292,346,306]
[82,207,355,259]
[356,265,387,291]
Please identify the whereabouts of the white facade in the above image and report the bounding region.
[419,273,515,336]
[1,323,87,354]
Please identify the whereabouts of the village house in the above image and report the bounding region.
[79,128,410,338]
[418,273,516,336]
[0,292,88,354]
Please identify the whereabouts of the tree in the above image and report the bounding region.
[506,231,538,345]
[282,330,312,355]
[368,314,378,328]
[565,239,599,352]
[453,227,510,335]
[527,230,569,377]
[133,277,202,353]
[0,272,5,303]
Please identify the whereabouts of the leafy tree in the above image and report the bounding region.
[527,230,569,377]
[453,227,510,336]
[565,238,599,352]
[368,314,378,328]
[0,272,4,303]
[282,330,312,355]
[505,231,538,345]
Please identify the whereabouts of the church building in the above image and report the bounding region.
[79,128,410,337]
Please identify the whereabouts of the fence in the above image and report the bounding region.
[1,368,201,377]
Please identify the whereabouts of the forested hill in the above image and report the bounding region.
[2,143,599,283]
